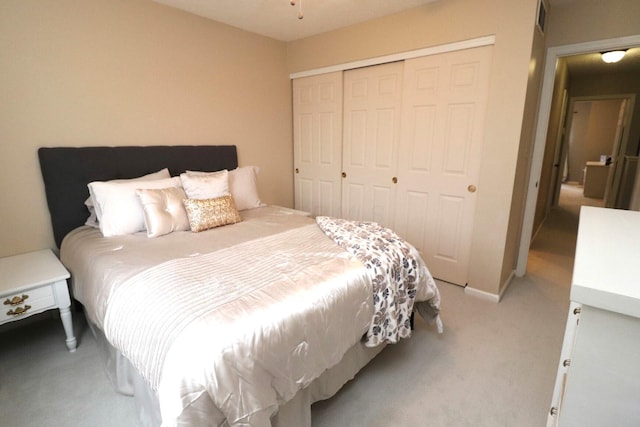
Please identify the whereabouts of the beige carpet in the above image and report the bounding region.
[0,188,600,426]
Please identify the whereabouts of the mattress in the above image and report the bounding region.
[61,206,440,426]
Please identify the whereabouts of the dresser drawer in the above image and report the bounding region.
[1,285,56,325]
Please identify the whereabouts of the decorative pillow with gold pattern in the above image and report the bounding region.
[183,194,242,232]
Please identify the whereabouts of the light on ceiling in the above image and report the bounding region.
[601,50,626,64]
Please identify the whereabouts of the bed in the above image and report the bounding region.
[38,145,442,427]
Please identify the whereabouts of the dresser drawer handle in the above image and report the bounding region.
[573,307,581,315]
[7,305,31,316]
[4,294,29,306]
[563,359,571,367]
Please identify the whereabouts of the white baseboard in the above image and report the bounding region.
[464,286,500,302]
[464,270,515,303]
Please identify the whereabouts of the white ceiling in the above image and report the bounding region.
[152,0,439,42]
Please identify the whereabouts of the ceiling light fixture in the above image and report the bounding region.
[601,50,626,64]
[290,0,303,19]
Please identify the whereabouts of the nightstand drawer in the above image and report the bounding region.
[1,285,56,325]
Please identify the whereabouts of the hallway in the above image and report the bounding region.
[527,182,605,298]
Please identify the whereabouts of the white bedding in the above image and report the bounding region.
[61,206,440,426]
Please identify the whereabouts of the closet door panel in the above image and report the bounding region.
[395,45,492,286]
[443,103,475,174]
[342,61,404,229]
[293,72,343,217]
[434,194,465,261]
[408,106,436,172]
[317,179,336,217]
[296,178,314,213]
[344,182,366,221]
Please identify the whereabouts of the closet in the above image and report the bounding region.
[293,45,492,286]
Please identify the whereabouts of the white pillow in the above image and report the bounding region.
[85,168,171,227]
[85,206,99,228]
[88,176,182,237]
[180,170,229,199]
[228,166,265,210]
[136,187,190,237]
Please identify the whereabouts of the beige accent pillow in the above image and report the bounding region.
[136,187,190,237]
[88,176,182,237]
[183,195,242,232]
[180,170,229,200]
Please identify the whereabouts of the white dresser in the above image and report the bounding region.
[547,206,640,426]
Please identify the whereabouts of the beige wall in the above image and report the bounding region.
[546,0,640,47]
[502,18,547,292]
[287,0,539,294]
[570,72,640,158]
[0,0,292,257]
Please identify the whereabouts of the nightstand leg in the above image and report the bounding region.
[59,306,77,352]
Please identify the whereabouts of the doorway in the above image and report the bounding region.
[551,96,632,210]
[517,34,640,277]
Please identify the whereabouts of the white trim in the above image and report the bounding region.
[516,34,640,277]
[289,35,496,79]
[464,286,500,302]
[465,269,514,302]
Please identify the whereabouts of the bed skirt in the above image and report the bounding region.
[88,313,385,426]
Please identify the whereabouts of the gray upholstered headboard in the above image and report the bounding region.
[38,145,238,248]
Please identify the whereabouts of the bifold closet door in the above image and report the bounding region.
[293,71,343,217]
[342,61,404,229]
[394,45,493,286]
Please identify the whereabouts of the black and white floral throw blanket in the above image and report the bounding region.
[316,216,442,347]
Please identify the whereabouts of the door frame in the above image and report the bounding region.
[547,89,568,210]
[604,96,634,207]
[516,34,640,277]
[289,36,495,79]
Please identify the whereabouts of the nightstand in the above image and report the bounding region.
[0,249,76,352]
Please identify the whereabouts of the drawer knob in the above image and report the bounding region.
[550,407,558,416]
[573,307,581,315]
[4,294,29,306]
[7,305,31,316]
[563,359,571,367]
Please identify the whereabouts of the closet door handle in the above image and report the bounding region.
[392,177,398,184]
[341,172,347,178]
[468,184,477,193]
[295,168,299,174]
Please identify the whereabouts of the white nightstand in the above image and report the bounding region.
[0,249,76,352]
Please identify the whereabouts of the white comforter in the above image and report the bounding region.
[61,207,440,426]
